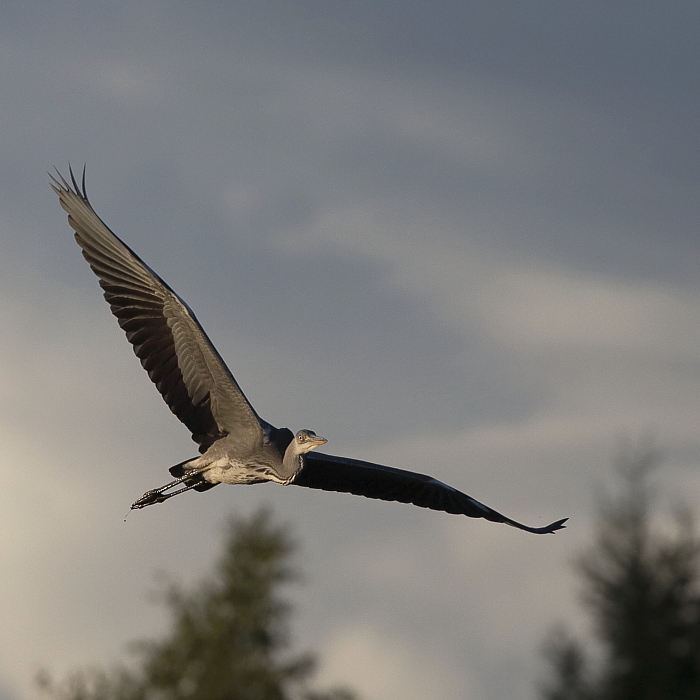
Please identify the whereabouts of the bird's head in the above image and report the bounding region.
[294,429,327,453]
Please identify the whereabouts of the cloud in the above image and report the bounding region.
[272,191,700,363]
[317,622,467,700]
[482,267,700,357]
[85,60,169,106]
[0,3,698,700]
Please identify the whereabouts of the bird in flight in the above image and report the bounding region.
[51,167,567,535]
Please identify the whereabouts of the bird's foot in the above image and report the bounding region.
[130,476,205,510]
[131,488,171,509]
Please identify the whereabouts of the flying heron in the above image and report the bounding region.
[51,167,567,535]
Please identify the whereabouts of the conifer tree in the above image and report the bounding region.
[39,509,356,700]
[540,445,700,700]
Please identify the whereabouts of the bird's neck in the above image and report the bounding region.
[278,445,304,485]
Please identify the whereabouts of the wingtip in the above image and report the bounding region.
[69,163,79,192]
[512,516,568,534]
[49,166,69,191]
[49,163,89,200]
[543,517,568,534]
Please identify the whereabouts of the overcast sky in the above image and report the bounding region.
[1,3,699,699]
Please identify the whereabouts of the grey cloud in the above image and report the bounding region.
[0,2,698,699]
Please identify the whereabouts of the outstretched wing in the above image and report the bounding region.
[51,167,267,453]
[295,452,567,534]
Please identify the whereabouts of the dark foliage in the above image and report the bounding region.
[39,509,357,700]
[540,445,700,700]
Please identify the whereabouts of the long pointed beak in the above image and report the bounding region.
[309,435,328,447]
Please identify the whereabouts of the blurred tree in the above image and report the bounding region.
[38,509,357,700]
[539,444,700,700]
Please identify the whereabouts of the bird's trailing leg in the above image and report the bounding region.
[131,479,202,509]
[131,461,212,510]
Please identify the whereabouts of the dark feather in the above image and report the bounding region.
[50,167,263,453]
[296,452,567,534]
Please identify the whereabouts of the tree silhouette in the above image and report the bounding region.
[38,509,357,700]
[539,444,700,700]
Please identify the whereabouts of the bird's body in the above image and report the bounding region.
[181,437,289,487]
[169,428,322,484]
[51,167,567,535]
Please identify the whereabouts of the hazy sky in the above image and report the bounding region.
[1,3,699,699]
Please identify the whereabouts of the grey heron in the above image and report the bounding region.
[51,167,567,535]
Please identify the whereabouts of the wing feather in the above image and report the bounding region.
[51,167,266,452]
[296,452,567,534]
